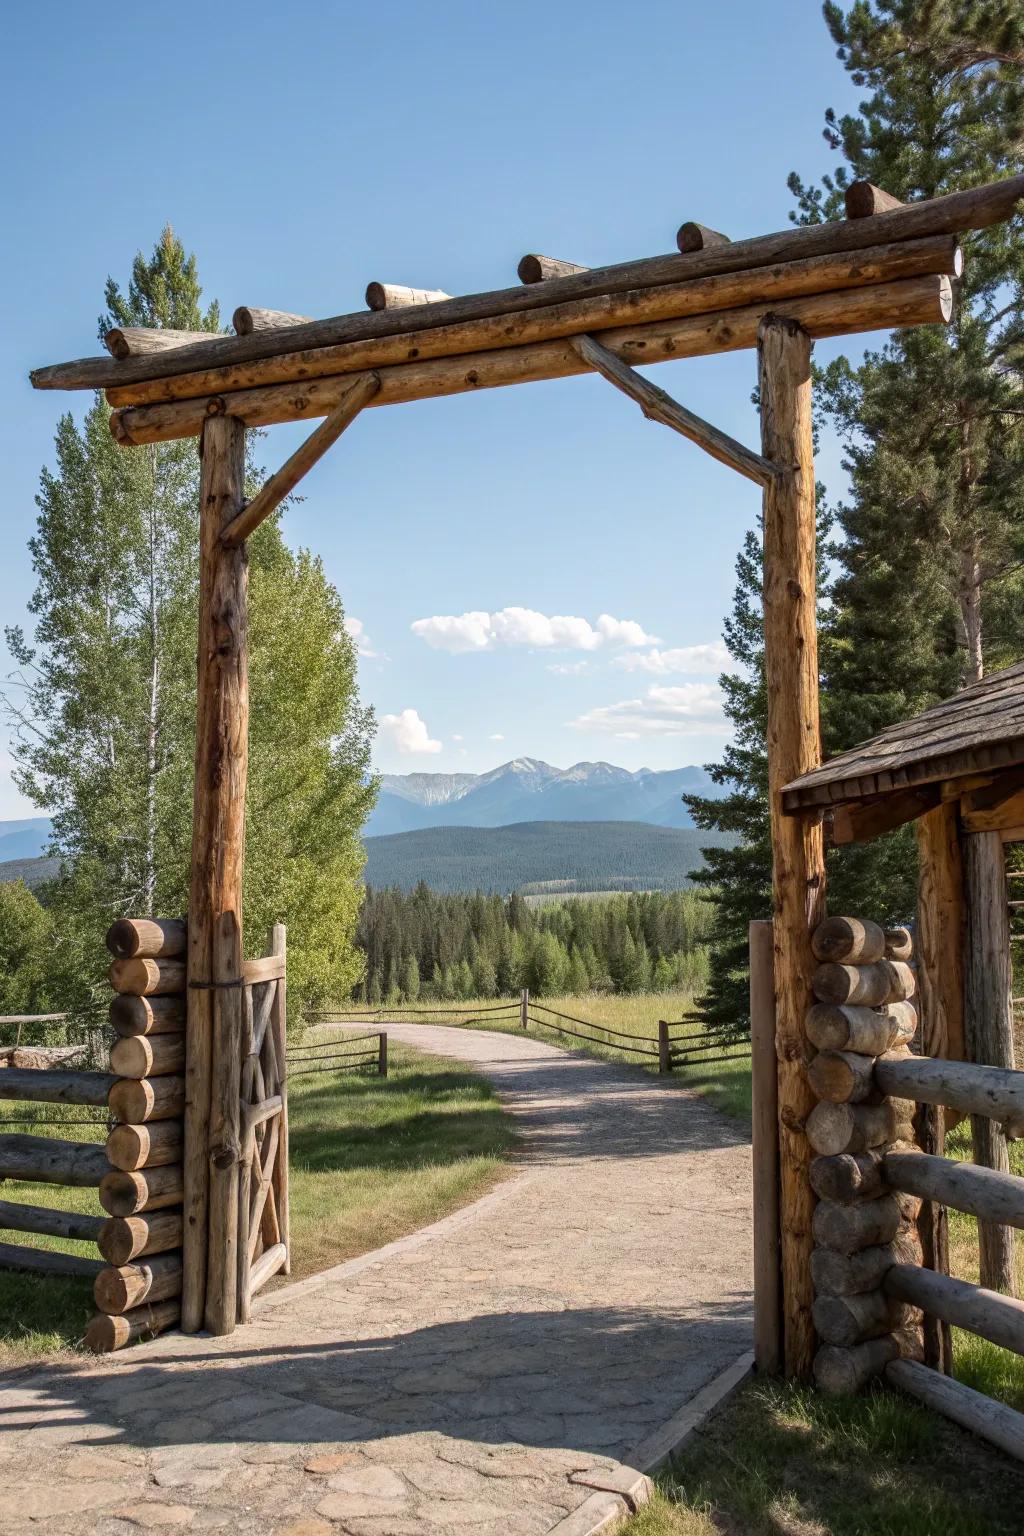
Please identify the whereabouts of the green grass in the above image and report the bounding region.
[618,1377,1024,1536]
[0,1041,516,1366]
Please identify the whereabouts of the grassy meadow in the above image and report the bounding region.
[0,1040,515,1366]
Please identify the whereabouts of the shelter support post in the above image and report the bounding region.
[758,315,827,1380]
[750,919,782,1374]
[914,801,965,1370]
[963,828,1016,1294]
[183,413,249,1335]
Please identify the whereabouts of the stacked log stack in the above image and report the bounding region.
[85,917,187,1352]
[805,917,926,1393]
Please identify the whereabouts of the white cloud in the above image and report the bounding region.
[411,606,657,654]
[613,641,730,676]
[379,708,442,755]
[489,733,505,741]
[343,616,381,660]
[452,733,464,742]
[568,682,727,739]
[547,661,589,677]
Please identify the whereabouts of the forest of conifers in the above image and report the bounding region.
[352,886,714,1002]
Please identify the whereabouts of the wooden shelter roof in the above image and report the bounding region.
[782,661,1024,813]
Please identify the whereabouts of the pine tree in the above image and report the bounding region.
[401,953,420,1002]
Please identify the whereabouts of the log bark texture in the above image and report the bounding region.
[750,920,781,1375]
[105,918,187,960]
[109,1033,185,1079]
[98,1211,183,1265]
[884,1264,1024,1357]
[107,276,953,444]
[887,1358,1024,1463]
[0,1242,104,1278]
[874,1054,1024,1133]
[94,1251,183,1314]
[0,1067,115,1106]
[107,957,186,996]
[99,1165,184,1217]
[964,828,1016,1292]
[106,1118,183,1171]
[0,1198,105,1241]
[233,307,312,334]
[812,959,916,1006]
[883,1150,1024,1230]
[101,247,959,410]
[365,283,450,310]
[0,1134,110,1186]
[811,917,886,964]
[759,315,826,1380]
[107,1075,184,1123]
[806,1002,915,1055]
[184,413,249,1336]
[110,994,184,1036]
[36,167,1013,392]
[104,329,212,360]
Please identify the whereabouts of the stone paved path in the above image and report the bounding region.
[0,1025,752,1535]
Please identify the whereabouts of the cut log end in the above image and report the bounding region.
[815,1335,898,1395]
[845,182,904,221]
[232,307,312,336]
[516,254,589,285]
[105,917,186,961]
[364,283,451,311]
[676,222,731,254]
[85,1298,180,1353]
[811,916,886,965]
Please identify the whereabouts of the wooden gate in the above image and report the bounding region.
[237,923,290,1323]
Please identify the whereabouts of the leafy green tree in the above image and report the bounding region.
[0,883,55,1016]
[401,953,420,1002]
[567,946,590,996]
[5,228,374,1012]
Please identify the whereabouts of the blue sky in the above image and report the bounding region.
[0,1,869,814]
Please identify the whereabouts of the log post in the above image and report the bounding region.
[183,413,249,1336]
[270,923,290,1276]
[758,314,827,1379]
[657,1020,672,1075]
[964,829,1016,1294]
[750,919,781,1374]
[521,989,529,1030]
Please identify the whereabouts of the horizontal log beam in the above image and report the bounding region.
[885,1263,1024,1356]
[94,1250,183,1314]
[883,1150,1024,1229]
[846,183,904,220]
[110,994,184,1036]
[829,784,942,844]
[811,917,886,964]
[0,1240,104,1278]
[233,307,312,335]
[101,239,959,410]
[0,1067,115,1106]
[107,1074,185,1123]
[99,1165,184,1217]
[98,1210,183,1265]
[365,283,450,310]
[677,222,731,253]
[30,224,970,399]
[0,1197,105,1241]
[105,1119,183,1172]
[0,1134,110,1186]
[886,1357,1024,1463]
[107,957,185,996]
[812,959,916,1007]
[105,917,186,960]
[109,275,953,446]
[104,328,213,360]
[570,332,778,487]
[875,1054,1024,1133]
[219,373,381,548]
[806,1001,917,1055]
[85,1297,180,1352]
[109,1032,185,1079]
[242,954,286,985]
[518,254,590,283]
[962,784,1024,834]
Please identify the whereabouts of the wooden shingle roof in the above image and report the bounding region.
[782,661,1024,812]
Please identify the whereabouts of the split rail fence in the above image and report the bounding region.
[752,915,1024,1462]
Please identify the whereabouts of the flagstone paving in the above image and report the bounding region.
[0,1024,753,1535]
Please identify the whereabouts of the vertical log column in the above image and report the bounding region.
[964,830,1016,1294]
[915,802,965,1370]
[758,315,827,1379]
[183,414,249,1336]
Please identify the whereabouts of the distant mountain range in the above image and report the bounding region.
[0,817,51,863]
[368,759,721,837]
[363,819,733,895]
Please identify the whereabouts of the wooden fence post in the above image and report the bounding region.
[758,315,827,1380]
[964,830,1016,1293]
[658,1020,672,1075]
[270,923,289,1277]
[378,1031,388,1077]
[750,919,781,1374]
[521,989,529,1029]
[183,413,249,1336]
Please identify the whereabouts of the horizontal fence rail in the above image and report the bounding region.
[287,1024,388,1079]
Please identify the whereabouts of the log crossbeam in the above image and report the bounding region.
[220,373,380,548]
[569,333,780,488]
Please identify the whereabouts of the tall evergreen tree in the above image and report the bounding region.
[5,228,375,1013]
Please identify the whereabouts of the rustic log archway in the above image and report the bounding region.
[30,172,1024,1366]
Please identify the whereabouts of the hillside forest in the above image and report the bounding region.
[353,887,713,1003]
